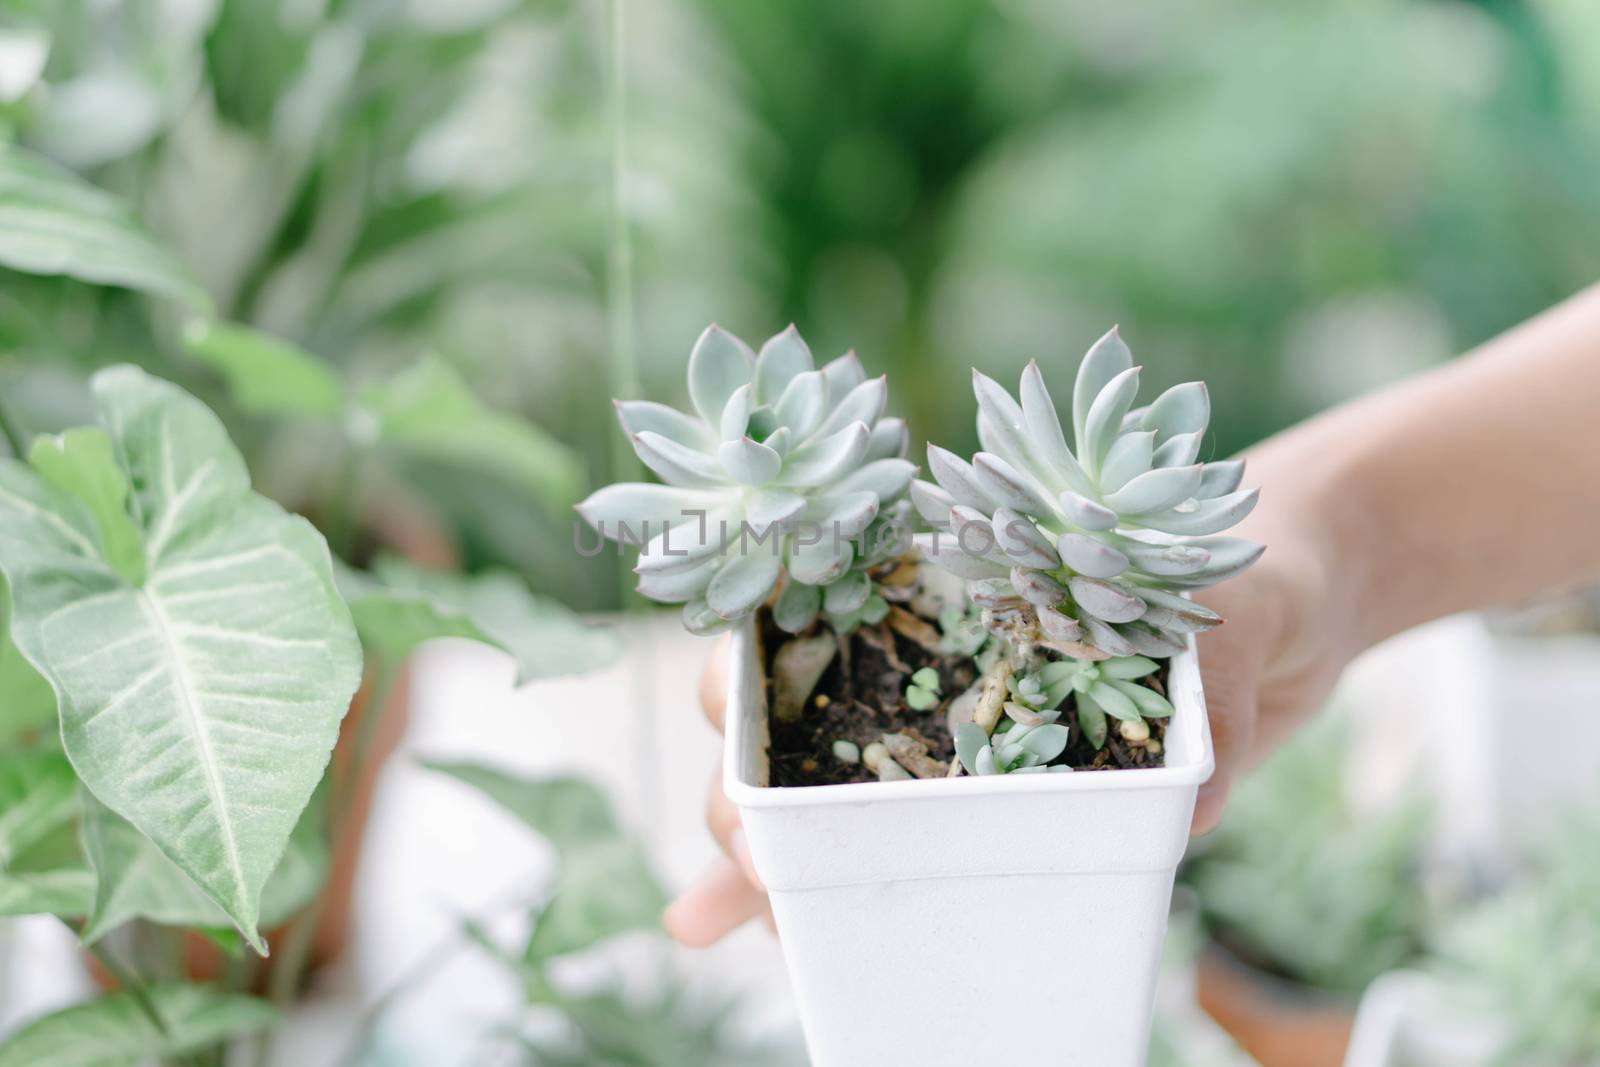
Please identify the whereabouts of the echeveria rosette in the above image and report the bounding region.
[578,325,915,636]
[912,327,1263,658]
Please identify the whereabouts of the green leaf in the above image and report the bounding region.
[0,614,56,741]
[347,555,617,683]
[183,321,345,419]
[422,760,618,855]
[0,866,95,919]
[527,838,666,961]
[0,145,211,313]
[27,428,146,585]
[360,355,584,511]
[0,749,78,869]
[0,365,362,952]
[80,788,327,943]
[0,984,275,1067]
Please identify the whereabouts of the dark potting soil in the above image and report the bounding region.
[760,607,1168,787]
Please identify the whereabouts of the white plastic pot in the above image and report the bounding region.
[724,619,1214,1067]
[1343,972,1506,1067]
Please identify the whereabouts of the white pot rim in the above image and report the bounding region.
[724,617,1215,809]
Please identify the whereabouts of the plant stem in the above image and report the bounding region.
[0,399,24,458]
[79,929,200,1067]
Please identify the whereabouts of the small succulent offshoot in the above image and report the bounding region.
[905,667,943,710]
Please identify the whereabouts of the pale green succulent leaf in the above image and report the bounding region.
[822,570,870,615]
[778,423,869,486]
[705,550,782,620]
[991,508,1059,570]
[1072,327,1133,451]
[1019,722,1070,762]
[0,366,362,953]
[682,598,736,636]
[1116,537,1212,577]
[362,355,584,510]
[1108,677,1174,718]
[926,445,995,512]
[1138,487,1259,536]
[909,480,956,526]
[1076,692,1110,749]
[718,384,754,443]
[0,984,275,1067]
[787,534,853,586]
[971,452,1055,517]
[1103,464,1204,516]
[1088,680,1142,721]
[833,457,915,502]
[1058,491,1117,532]
[687,326,756,426]
[1153,430,1204,468]
[717,437,782,485]
[912,533,1008,580]
[819,351,866,401]
[613,401,714,451]
[864,417,909,462]
[1141,381,1210,444]
[754,326,815,403]
[636,554,719,603]
[772,370,827,440]
[1099,430,1155,494]
[183,322,344,419]
[1069,576,1146,623]
[0,144,212,313]
[576,484,721,539]
[1081,365,1141,469]
[631,430,723,488]
[1198,459,1246,499]
[814,376,887,438]
[955,722,989,777]
[772,578,821,634]
[1018,361,1094,496]
[1056,532,1129,579]
[1100,655,1159,680]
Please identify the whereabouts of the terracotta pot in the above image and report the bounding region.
[1195,940,1356,1067]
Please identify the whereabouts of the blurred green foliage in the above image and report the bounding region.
[3,0,1598,608]
[1180,712,1434,996]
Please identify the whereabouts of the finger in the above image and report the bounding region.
[1192,621,1263,835]
[699,634,732,733]
[664,859,771,947]
[706,764,763,890]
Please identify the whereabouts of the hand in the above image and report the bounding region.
[662,634,774,947]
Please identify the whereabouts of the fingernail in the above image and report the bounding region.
[730,828,764,891]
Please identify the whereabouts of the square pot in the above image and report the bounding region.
[724,619,1215,1066]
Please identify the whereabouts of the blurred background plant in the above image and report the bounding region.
[4,0,1600,609]
[1181,713,1435,998]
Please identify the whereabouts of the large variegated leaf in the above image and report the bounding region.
[0,366,361,952]
[343,556,617,682]
[80,789,327,943]
[0,984,275,1067]
[0,144,211,312]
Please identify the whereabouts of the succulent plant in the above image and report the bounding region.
[578,325,915,635]
[1008,655,1173,750]
[936,601,990,658]
[904,667,942,710]
[954,719,1071,776]
[912,327,1262,658]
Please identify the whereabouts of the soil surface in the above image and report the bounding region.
[760,606,1168,787]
